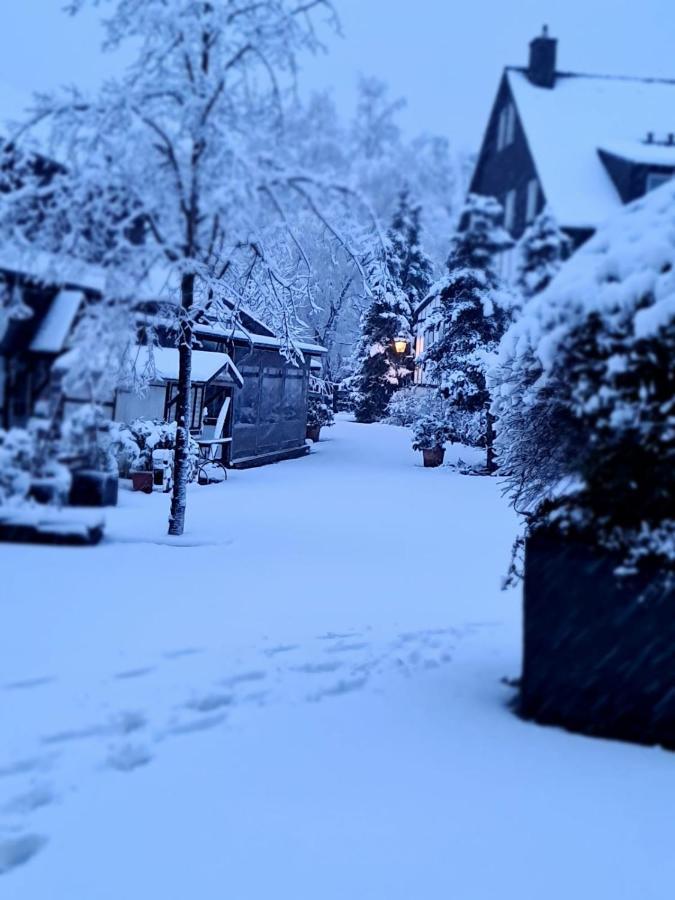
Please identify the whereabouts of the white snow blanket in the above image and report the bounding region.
[0,419,673,898]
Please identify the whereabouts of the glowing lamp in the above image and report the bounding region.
[393,337,408,355]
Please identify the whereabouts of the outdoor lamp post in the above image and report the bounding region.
[393,337,408,355]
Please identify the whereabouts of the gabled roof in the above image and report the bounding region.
[507,68,675,230]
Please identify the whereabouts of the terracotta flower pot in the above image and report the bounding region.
[306,425,321,442]
[130,470,153,494]
[422,447,445,468]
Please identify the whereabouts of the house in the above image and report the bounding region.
[413,28,675,382]
[470,26,675,276]
[0,251,102,429]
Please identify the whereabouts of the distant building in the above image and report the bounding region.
[414,28,675,382]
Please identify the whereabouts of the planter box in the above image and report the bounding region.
[422,447,445,468]
[306,425,321,443]
[130,471,153,494]
[0,508,104,546]
[69,470,119,508]
[522,532,675,749]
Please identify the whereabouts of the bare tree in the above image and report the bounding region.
[1,0,373,535]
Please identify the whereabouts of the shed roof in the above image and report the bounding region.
[29,289,83,354]
[507,68,675,229]
[127,346,243,387]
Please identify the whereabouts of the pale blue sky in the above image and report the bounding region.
[1,0,674,150]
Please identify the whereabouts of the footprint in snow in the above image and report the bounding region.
[114,666,156,681]
[220,670,267,688]
[106,744,153,773]
[317,631,362,641]
[163,713,228,738]
[0,834,47,876]
[185,693,233,713]
[42,710,146,745]
[3,785,55,816]
[324,641,369,654]
[292,661,343,675]
[163,647,203,660]
[307,675,369,702]
[3,676,56,692]
[0,757,54,780]
[264,644,299,657]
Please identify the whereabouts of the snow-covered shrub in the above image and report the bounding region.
[0,428,34,505]
[385,385,438,427]
[61,404,117,473]
[0,424,71,507]
[422,194,515,451]
[109,418,199,482]
[411,414,450,452]
[493,182,675,566]
[516,209,571,300]
[307,397,335,429]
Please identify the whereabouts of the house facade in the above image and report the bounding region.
[414,28,675,381]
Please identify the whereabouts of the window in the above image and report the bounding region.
[646,172,673,193]
[503,188,517,233]
[526,178,539,224]
[497,103,516,152]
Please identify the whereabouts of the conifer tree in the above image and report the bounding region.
[350,253,413,423]
[422,194,515,466]
[387,188,435,311]
[516,208,571,299]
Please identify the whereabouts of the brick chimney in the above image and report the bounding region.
[528,26,557,88]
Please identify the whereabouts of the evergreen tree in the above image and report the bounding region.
[422,194,515,465]
[387,188,435,311]
[516,208,572,299]
[350,253,413,423]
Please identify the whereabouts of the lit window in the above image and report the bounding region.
[504,189,517,232]
[646,172,672,193]
[526,178,539,223]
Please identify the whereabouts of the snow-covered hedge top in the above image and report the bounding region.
[497,182,675,382]
[493,181,675,560]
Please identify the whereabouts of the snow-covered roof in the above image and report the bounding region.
[0,245,105,292]
[55,345,244,387]
[497,179,675,378]
[599,140,675,167]
[129,346,243,386]
[507,69,675,230]
[29,289,84,354]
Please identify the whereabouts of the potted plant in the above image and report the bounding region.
[110,418,199,493]
[306,396,335,443]
[60,405,119,507]
[493,185,675,748]
[412,414,449,467]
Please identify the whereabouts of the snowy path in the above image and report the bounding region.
[1,418,674,898]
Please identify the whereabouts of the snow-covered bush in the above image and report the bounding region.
[307,397,335,430]
[493,182,675,566]
[411,414,450,452]
[0,424,71,507]
[0,428,34,505]
[516,209,571,300]
[61,405,117,473]
[110,419,199,482]
[385,386,437,426]
[422,194,515,452]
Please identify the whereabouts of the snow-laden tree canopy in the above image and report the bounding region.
[493,181,675,555]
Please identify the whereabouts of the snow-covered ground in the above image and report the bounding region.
[1,417,674,898]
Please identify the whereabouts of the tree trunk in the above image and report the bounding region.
[485,403,496,475]
[168,274,195,536]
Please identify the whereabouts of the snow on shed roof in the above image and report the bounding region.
[599,140,675,167]
[507,69,675,230]
[29,289,84,354]
[128,346,243,386]
[55,345,244,387]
